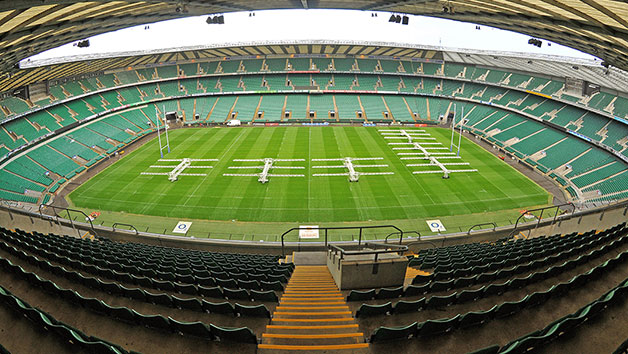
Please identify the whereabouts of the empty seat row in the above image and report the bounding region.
[0,231,290,292]
[498,276,628,353]
[369,248,628,343]
[0,255,260,343]
[0,285,129,354]
[348,227,626,302]
[358,237,628,319]
[0,239,281,304]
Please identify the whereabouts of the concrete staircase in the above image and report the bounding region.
[258,265,369,352]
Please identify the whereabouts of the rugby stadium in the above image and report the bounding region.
[0,1,628,353]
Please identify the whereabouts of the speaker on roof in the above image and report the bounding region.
[206,15,224,24]
[402,16,409,25]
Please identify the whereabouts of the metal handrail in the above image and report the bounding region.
[38,204,97,237]
[384,230,421,244]
[468,222,497,235]
[406,240,438,249]
[328,242,408,261]
[508,202,575,238]
[112,223,138,235]
[280,224,403,256]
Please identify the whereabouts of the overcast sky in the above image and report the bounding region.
[26,9,596,63]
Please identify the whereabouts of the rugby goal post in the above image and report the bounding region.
[157,105,171,158]
[450,104,464,157]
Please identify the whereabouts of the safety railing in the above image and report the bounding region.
[38,204,97,238]
[384,230,421,244]
[112,223,138,235]
[280,225,402,256]
[468,222,497,235]
[328,242,408,262]
[508,202,575,238]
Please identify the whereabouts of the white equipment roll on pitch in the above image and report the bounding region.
[224,158,305,183]
[312,157,393,182]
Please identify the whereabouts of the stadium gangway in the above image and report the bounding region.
[280,225,404,256]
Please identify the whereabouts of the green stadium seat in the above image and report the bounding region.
[370,322,418,343]
[418,315,460,336]
[235,303,271,318]
[169,318,214,340]
[355,302,392,317]
[393,298,424,314]
[209,325,257,344]
[202,301,235,315]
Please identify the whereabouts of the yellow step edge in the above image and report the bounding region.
[283,292,343,295]
[281,294,344,297]
[282,294,343,296]
[258,343,369,350]
[273,311,351,315]
[281,295,344,298]
[282,295,343,298]
[289,277,332,279]
[285,287,338,289]
[284,290,340,292]
[267,324,359,329]
[280,302,346,305]
[271,318,354,322]
[285,286,338,289]
[280,298,345,301]
[262,333,363,339]
[276,306,350,310]
[284,290,341,292]
[287,285,337,287]
[290,274,334,280]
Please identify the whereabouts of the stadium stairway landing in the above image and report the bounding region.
[258,265,369,353]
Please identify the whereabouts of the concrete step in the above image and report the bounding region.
[265,324,359,334]
[260,265,366,352]
[281,297,345,302]
[283,293,343,297]
[262,333,364,345]
[274,310,351,318]
[279,302,347,306]
[271,317,356,324]
[257,343,370,353]
[276,306,350,311]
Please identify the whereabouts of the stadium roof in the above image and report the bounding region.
[11,40,628,95]
[0,1,627,89]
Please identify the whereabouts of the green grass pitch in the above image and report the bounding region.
[68,126,550,228]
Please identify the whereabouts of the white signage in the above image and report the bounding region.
[426,219,446,232]
[173,221,192,234]
[299,225,320,239]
